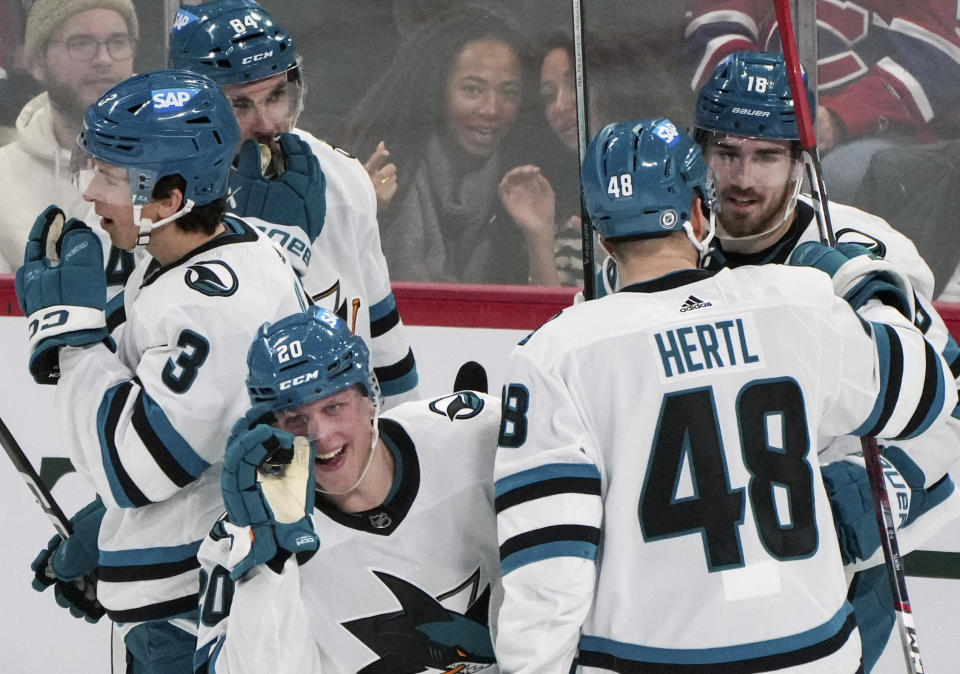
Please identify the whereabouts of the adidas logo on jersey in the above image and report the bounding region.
[680,295,712,312]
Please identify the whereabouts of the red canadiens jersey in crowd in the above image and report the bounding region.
[684,0,960,141]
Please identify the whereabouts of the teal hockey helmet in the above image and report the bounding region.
[582,118,716,241]
[695,50,814,141]
[246,306,379,413]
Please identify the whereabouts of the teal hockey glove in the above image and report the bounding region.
[15,206,108,384]
[821,453,911,565]
[788,241,914,320]
[221,404,319,580]
[231,133,327,244]
[30,498,106,623]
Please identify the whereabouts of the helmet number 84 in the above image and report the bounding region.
[607,174,634,199]
[747,75,770,93]
[229,16,260,35]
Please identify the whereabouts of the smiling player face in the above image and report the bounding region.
[702,135,799,240]
[273,387,377,494]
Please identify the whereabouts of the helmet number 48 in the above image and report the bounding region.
[607,174,633,199]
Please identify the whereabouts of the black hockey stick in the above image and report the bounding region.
[0,415,72,538]
[571,0,596,300]
[774,2,924,671]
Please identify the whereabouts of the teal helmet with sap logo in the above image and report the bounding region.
[246,306,380,412]
[695,50,815,141]
[79,69,240,206]
[581,118,716,241]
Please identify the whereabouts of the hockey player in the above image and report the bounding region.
[598,51,960,670]
[493,118,954,672]
[16,70,308,671]
[168,0,419,406]
[193,306,501,673]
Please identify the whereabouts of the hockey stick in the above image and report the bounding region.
[571,0,596,300]
[773,2,924,671]
[0,415,72,538]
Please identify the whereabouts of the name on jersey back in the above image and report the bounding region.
[651,315,763,381]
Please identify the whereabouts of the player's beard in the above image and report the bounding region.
[717,178,796,240]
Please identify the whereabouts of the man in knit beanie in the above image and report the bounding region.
[0,0,137,274]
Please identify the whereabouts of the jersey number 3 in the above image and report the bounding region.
[640,379,817,571]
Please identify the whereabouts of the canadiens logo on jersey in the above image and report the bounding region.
[429,392,485,421]
[184,260,239,297]
[343,570,496,673]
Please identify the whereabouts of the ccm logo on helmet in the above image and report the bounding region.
[731,107,771,117]
[242,50,274,65]
[278,370,320,391]
[152,89,198,110]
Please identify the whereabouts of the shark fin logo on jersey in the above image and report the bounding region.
[184,260,239,297]
[429,391,484,421]
[835,228,887,258]
[172,9,198,32]
[151,88,199,110]
[343,571,496,673]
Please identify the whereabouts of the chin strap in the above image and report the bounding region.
[133,199,196,250]
[683,209,717,267]
[714,162,803,243]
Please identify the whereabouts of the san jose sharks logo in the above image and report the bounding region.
[344,570,496,673]
[184,260,239,297]
[429,392,484,421]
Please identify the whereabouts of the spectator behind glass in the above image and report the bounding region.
[0,0,136,273]
[499,29,688,286]
[344,5,540,285]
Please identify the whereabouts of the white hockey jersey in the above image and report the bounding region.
[56,218,308,627]
[195,392,502,673]
[246,129,419,406]
[706,198,960,566]
[494,265,953,673]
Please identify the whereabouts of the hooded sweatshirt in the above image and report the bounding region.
[0,92,90,273]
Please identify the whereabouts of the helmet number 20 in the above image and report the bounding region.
[607,174,634,199]
[746,75,770,93]
[276,339,303,364]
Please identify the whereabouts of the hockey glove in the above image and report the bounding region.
[788,241,915,321]
[30,498,106,623]
[15,206,108,384]
[230,133,327,245]
[221,404,320,580]
[822,452,913,565]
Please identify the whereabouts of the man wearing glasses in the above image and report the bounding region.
[0,0,137,276]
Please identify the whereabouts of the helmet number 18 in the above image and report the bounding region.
[746,75,770,93]
[607,174,634,199]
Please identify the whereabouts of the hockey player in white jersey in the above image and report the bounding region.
[194,306,501,673]
[493,118,954,672]
[16,70,308,671]
[168,0,420,406]
[596,51,960,671]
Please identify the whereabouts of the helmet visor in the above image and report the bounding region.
[702,134,799,195]
[71,142,135,210]
[223,72,304,143]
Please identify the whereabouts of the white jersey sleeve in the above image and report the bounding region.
[254,129,419,406]
[493,265,953,672]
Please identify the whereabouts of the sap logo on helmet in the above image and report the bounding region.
[278,369,320,391]
[172,9,197,32]
[242,50,274,65]
[654,120,679,145]
[732,107,770,117]
[152,89,199,110]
